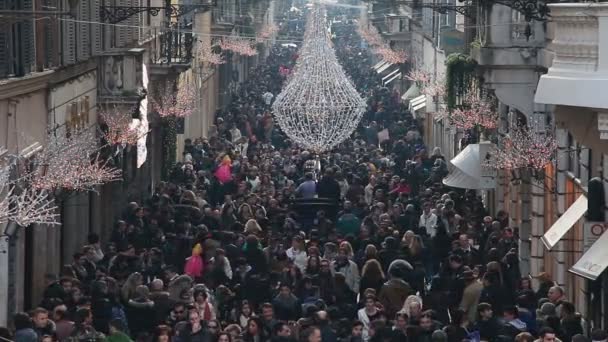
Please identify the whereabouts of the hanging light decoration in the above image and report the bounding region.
[0,184,59,226]
[30,126,121,192]
[272,5,366,152]
[219,36,258,57]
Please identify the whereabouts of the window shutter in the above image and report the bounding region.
[0,0,8,78]
[21,0,35,74]
[43,0,56,68]
[78,0,91,60]
[91,0,103,55]
[62,0,76,66]
[128,0,136,44]
[116,0,127,47]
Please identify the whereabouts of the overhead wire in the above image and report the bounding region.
[57,15,540,44]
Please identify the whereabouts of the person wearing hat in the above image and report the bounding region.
[377,259,414,319]
[459,269,483,324]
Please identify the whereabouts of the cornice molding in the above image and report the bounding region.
[0,71,54,100]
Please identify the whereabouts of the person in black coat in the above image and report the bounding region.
[317,169,341,202]
[475,303,502,342]
[176,310,214,342]
[126,286,156,338]
[90,281,113,335]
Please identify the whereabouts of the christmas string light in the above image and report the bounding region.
[257,23,279,42]
[30,126,121,192]
[150,82,197,118]
[272,5,366,152]
[489,125,557,171]
[406,69,446,97]
[357,23,407,64]
[220,36,258,56]
[99,109,140,146]
[197,39,225,65]
[449,90,498,130]
[0,184,59,226]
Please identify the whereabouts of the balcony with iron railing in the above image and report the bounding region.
[148,24,195,75]
[535,3,608,110]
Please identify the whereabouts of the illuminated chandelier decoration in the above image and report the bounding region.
[272,5,366,152]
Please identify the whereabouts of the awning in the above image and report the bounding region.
[409,95,426,118]
[541,195,587,250]
[443,142,496,190]
[384,72,401,86]
[383,69,401,86]
[570,228,608,280]
[377,62,393,74]
[401,83,420,101]
[372,60,386,70]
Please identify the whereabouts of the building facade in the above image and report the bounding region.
[0,0,279,326]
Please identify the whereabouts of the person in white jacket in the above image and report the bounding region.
[357,295,381,342]
[419,202,438,237]
[286,236,308,273]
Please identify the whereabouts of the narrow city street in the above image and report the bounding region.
[1,0,607,342]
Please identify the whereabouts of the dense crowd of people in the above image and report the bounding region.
[2,5,603,342]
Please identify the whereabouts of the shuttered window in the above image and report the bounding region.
[61,0,77,65]
[78,0,91,60]
[91,0,103,55]
[21,0,35,75]
[0,0,9,77]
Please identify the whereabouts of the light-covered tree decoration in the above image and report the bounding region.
[150,82,197,118]
[357,23,407,64]
[449,91,498,130]
[30,127,121,192]
[357,23,384,47]
[406,69,432,85]
[376,45,407,64]
[0,155,59,226]
[490,125,557,171]
[406,69,446,97]
[257,23,279,41]
[197,40,225,65]
[272,5,366,152]
[0,185,59,226]
[220,37,258,57]
[99,109,140,146]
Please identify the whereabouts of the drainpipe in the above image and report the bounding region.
[555,128,569,287]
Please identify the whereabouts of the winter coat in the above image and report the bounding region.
[332,259,361,294]
[125,299,155,338]
[378,279,414,319]
[149,291,175,326]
